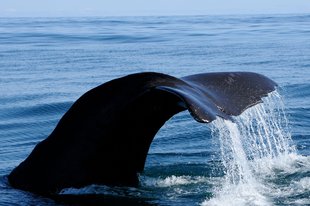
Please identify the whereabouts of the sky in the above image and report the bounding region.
[1,0,310,17]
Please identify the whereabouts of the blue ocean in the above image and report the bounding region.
[0,14,309,205]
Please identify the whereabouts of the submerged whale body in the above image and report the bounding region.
[8,72,277,195]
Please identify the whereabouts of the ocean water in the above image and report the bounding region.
[0,14,309,205]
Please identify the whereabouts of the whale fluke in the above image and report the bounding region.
[8,72,277,194]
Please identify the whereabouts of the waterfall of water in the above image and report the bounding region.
[203,91,296,206]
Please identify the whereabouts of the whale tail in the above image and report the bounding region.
[8,72,277,194]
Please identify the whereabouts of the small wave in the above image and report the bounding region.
[60,185,113,195]
[59,184,143,197]
[261,168,310,205]
[0,101,71,123]
[252,153,310,177]
[257,154,310,201]
[140,175,208,188]
[290,177,310,193]
[201,182,271,206]
[289,199,310,206]
[283,83,310,99]
[59,175,210,198]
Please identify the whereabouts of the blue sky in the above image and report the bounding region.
[1,0,310,17]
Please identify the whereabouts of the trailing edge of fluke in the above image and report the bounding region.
[8,72,277,195]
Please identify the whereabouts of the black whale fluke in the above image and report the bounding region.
[8,72,277,195]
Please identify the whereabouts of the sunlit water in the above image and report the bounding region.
[0,14,309,205]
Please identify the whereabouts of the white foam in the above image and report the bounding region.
[59,184,111,195]
[252,153,310,177]
[201,182,271,206]
[141,175,208,187]
[291,199,310,205]
[291,177,310,192]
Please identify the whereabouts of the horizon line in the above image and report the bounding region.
[0,12,309,18]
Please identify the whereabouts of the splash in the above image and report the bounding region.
[202,91,297,206]
[141,175,209,187]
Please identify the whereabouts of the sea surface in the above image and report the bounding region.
[0,14,309,205]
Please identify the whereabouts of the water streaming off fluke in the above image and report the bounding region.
[203,91,297,206]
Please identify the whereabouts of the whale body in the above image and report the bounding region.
[8,72,277,195]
